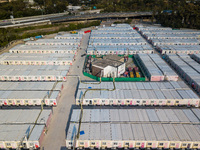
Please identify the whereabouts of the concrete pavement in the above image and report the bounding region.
[41,33,92,150]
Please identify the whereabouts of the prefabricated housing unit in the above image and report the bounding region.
[165,54,200,95]
[76,81,200,107]
[66,108,200,149]
[0,109,52,149]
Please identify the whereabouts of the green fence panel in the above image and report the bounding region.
[83,71,145,82]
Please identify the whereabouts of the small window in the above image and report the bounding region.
[143,101,146,103]
[6,143,11,146]
[127,100,130,103]
[151,101,154,103]
[80,142,84,145]
[69,142,72,145]
[91,142,95,145]
[94,100,97,103]
[194,144,198,147]
[136,143,140,145]
[137,101,140,103]
[171,143,175,146]
[102,142,106,145]
[125,143,129,145]
[148,143,152,146]
[102,100,105,102]
[118,100,121,103]
[159,143,164,146]
[17,100,20,103]
[114,142,118,145]
[167,101,170,103]
[176,101,179,103]
[159,101,162,103]
[182,144,187,146]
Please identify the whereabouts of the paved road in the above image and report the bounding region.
[41,33,92,150]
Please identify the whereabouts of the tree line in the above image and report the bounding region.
[0,0,200,28]
[0,21,100,48]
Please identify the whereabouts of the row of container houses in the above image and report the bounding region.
[54,33,83,39]
[135,54,178,81]
[76,81,200,107]
[66,108,200,149]
[0,109,52,149]
[89,39,147,46]
[78,81,189,90]
[143,33,200,40]
[0,33,81,149]
[191,53,200,63]
[87,24,155,55]
[156,45,200,54]
[87,45,154,55]
[25,39,81,46]
[0,53,75,65]
[137,26,200,54]
[90,33,142,39]
[0,90,60,106]
[9,44,78,54]
[0,65,69,81]
[165,54,200,95]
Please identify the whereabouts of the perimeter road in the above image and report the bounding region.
[41,32,91,150]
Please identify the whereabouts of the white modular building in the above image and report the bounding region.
[25,39,81,46]
[87,45,154,55]
[0,90,60,106]
[135,53,178,81]
[156,45,200,54]
[90,33,141,39]
[9,44,78,54]
[0,65,70,81]
[150,39,200,46]
[89,39,147,46]
[165,54,200,95]
[66,108,200,149]
[54,33,83,39]
[0,109,52,149]
[144,33,200,40]
[0,81,63,91]
[0,53,75,65]
[148,54,178,81]
[75,81,200,107]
